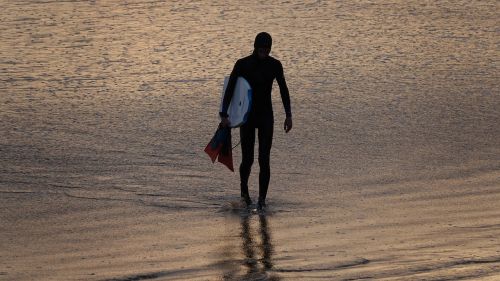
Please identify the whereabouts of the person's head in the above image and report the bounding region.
[254,32,272,59]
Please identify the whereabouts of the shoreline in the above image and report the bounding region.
[2,167,499,280]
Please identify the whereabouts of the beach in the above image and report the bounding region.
[1,0,499,280]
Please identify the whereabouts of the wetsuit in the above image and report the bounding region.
[220,50,292,201]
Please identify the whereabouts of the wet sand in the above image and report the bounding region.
[1,0,499,280]
[2,169,500,280]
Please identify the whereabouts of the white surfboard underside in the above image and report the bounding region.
[220,76,252,128]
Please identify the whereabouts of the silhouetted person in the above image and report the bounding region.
[220,32,292,210]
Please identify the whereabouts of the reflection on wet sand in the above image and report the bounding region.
[220,212,281,281]
[1,0,498,280]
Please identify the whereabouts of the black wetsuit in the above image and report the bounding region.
[220,51,291,201]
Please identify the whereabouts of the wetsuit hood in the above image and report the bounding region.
[254,32,272,49]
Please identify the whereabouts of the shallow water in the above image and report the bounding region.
[1,1,499,280]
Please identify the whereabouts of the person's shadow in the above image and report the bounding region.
[220,211,281,281]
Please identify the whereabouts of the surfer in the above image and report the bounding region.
[220,32,292,210]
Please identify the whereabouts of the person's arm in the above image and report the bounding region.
[276,61,292,132]
[220,60,241,126]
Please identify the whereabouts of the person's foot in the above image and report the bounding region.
[241,195,252,206]
[256,199,266,210]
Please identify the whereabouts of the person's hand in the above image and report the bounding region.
[284,116,292,133]
[220,117,230,128]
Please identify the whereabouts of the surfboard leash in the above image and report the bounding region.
[232,140,241,150]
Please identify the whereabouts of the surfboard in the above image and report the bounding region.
[219,76,252,128]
